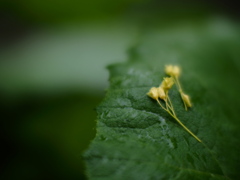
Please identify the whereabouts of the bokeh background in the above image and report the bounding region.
[0,0,239,179]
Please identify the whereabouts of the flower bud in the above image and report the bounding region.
[181,93,192,107]
[165,65,181,77]
[160,77,174,90]
[172,66,180,77]
[165,65,174,76]
[147,87,159,100]
[158,87,166,100]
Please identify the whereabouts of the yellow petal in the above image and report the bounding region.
[172,66,181,77]
[165,65,174,76]
[160,77,174,90]
[147,87,159,100]
[181,93,192,107]
[158,87,166,100]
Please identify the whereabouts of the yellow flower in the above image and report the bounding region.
[181,93,192,107]
[165,65,174,76]
[160,77,174,91]
[165,65,181,77]
[147,87,159,100]
[157,87,166,100]
[172,66,180,77]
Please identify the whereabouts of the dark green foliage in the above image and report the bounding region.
[85,19,240,180]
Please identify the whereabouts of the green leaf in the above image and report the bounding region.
[84,18,240,179]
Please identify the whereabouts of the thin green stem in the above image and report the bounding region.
[181,94,188,111]
[164,91,173,114]
[156,99,168,112]
[168,112,202,143]
[174,76,182,91]
[166,102,174,115]
[157,98,201,143]
[167,96,176,116]
[174,76,188,111]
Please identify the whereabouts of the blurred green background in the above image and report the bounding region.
[0,0,239,179]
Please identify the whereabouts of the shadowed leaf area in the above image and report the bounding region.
[84,18,240,180]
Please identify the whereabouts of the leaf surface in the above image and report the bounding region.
[84,19,240,180]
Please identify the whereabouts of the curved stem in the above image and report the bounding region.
[165,91,173,115]
[166,102,174,115]
[181,93,188,111]
[156,99,168,112]
[157,98,201,142]
[167,96,176,116]
[174,76,188,111]
[168,112,202,143]
[175,77,182,91]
